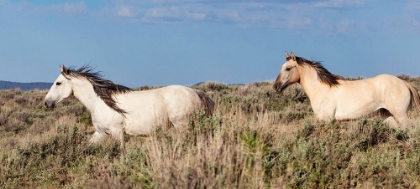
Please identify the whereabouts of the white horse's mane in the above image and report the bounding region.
[63,65,133,115]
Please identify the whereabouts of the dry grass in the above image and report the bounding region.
[0,78,419,188]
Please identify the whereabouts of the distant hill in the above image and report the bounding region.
[0,80,52,91]
[193,82,245,86]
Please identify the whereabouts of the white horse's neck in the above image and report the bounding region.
[298,65,332,99]
[71,78,102,114]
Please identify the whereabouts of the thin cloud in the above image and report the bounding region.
[110,0,369,31]
[116,5,137,17]
[34,2,87,14]
[313,0,366,9]
[407,0,420,11]
[336,19,356,33]
[113,2,310,29]
[7,0,419,35]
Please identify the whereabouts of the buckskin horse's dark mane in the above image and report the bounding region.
[287,56,343,86]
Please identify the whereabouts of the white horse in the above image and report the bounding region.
[45,65,215,154]
[273,52,420,129]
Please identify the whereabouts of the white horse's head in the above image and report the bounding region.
[273,51,301,93]
[44,66,73,108]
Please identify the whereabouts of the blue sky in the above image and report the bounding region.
[1,0,420,87]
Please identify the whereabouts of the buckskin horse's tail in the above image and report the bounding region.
[194,90,215,116]
[404,81,420,113]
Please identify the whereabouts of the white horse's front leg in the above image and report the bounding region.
[109,127,126,156]
[89,131,108,145]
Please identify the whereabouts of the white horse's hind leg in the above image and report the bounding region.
[169,114,189,129]
[171,118,189,129]
[89,131,108,145]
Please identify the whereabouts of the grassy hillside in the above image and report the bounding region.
[0,81,52,91]
[0,78,420,188]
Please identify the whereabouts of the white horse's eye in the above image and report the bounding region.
[56,82,62,86]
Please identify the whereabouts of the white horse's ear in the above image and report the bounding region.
[290,52,296,61]
[61,65,69,75]
[285,51,290,59]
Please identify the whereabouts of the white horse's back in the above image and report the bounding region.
[118,85,214,136]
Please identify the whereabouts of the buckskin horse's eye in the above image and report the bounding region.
[285,67,292,71]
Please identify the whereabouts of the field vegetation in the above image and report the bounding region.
[1,77,420,188]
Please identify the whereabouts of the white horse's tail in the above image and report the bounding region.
[194,90,215,116]
[404,81,420,113]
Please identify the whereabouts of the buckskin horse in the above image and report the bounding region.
[273,52,420,129]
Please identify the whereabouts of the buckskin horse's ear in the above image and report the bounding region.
[290,52,296,61]
[60,65,69,75]
[285,51,290,59]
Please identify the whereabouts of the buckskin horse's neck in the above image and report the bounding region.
[298,65,332,100]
